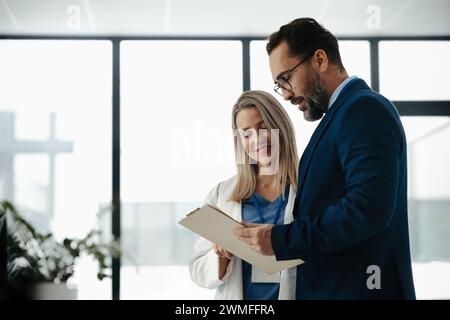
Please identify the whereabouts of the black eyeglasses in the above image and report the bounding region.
[273,53,313,96]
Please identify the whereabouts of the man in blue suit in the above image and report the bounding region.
[235,18,415,299]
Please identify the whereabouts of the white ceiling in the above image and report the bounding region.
[0,0,449,37]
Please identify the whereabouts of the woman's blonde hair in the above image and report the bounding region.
[230,90,299,201]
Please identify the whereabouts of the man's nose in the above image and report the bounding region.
[282,89,293,101]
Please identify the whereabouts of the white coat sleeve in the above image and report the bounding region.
[188,181,234,289]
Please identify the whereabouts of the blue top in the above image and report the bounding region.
[241,186,289,300]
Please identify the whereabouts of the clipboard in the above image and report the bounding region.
[179,204,304,274]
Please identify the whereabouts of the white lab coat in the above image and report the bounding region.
[188,175,297,300]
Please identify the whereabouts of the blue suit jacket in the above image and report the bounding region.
[272,78,416,299]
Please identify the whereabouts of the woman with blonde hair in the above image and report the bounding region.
[189,90,299,300]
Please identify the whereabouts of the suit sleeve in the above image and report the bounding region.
[272,96,404,261]
[188,181,235,288]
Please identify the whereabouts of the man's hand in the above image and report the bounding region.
[234,222,274,256]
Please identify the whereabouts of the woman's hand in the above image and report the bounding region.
[212,244,233,280]
[212,244,233,260]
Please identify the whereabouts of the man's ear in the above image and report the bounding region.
[313,49,329,73]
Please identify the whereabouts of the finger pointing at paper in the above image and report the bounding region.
[234,221,274,256]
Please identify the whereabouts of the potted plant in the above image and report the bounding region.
[1,200,121,300]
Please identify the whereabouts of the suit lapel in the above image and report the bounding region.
[295,109,337,201]
[294,79,370,213]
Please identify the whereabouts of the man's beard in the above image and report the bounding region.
[293,69,329,122]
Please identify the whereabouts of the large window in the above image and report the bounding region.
[1,37,449,300]
[0,40,112,299]
[402,116,450,299]
[120,40,242,299]
[379,40,450,299]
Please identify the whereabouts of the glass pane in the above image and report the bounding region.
[380,41,450,100]
[0,40,112,299]
[338,41,371,86]
[121,40,242,299]
[402,116,450,299]
[250,40,371,155]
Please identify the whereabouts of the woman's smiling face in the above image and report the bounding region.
[235,106,273,167]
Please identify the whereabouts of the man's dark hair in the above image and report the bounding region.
[267,17,344,71]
